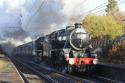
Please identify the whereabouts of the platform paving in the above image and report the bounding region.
[0,54,24,83]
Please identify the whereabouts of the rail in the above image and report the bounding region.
[11,56,57,83]
[7,55,30,83]
[96,62,125,82]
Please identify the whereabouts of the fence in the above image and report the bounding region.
[90,38,125,56]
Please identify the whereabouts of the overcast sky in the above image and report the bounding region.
[0,0,125,46]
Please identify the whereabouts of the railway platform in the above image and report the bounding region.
[0,54,24,83]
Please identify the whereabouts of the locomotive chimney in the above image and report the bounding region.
[74,23,82,28]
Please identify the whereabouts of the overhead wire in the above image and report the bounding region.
[93,0,125,14]
[26,0,46,28]
[88,2,107,13]
[87,0,122,14]
[24,0,125,28]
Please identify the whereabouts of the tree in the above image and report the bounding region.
[105,0,119,15]
[82,15,123,39]
[105,0,125,32]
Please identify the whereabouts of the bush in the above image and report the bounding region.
[82,15,123,39]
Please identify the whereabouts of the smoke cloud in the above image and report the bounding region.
[0,0,86,46]
[22,0,86,38]
[0,0,30,46]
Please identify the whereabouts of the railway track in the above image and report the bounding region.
[10,56,92,83]
[11,56,123,83]
[74,72,122,83]
[0,54,28,83]
[16,68,30,83]
[8,56,48,83]
[26,60,122,83]
[10,57,55,83]
[7,55,30,83]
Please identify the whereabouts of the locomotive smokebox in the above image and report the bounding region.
[74,23,82,28]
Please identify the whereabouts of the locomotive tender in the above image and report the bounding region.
[13,23,98,73]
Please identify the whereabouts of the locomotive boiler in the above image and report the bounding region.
[13,23,98,73]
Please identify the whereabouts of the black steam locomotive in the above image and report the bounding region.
[13,23,98,73]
